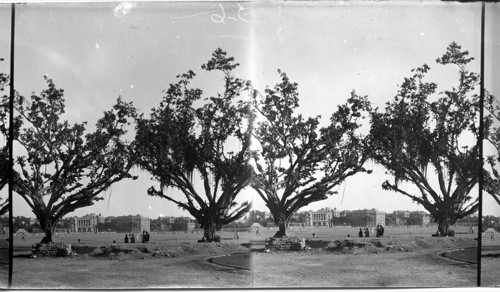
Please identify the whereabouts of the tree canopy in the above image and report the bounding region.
[9,76,137,243]
[0,61,14,216]
[369,42,482,235]
[251,70,372,237]
[135,48,253,241]
[484,91,500,206]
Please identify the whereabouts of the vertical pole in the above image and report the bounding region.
[477,0,485,287]
[8,3,15,289]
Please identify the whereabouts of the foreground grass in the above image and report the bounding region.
[10,226,487,288]
[13,241,251,289]
[252,248,476,287]
[13,255,252,289]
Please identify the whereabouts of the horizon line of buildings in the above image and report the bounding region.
[247,208,435,228]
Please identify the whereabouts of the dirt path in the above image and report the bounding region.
[13,255,252,289]
[252,249,476,287]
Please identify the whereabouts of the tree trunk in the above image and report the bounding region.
[39,217,57,244]
[437,215,454,236]
[41,224,56,244]
[203,221,219,242]
[274,223,287,238]
[273,213,289,238]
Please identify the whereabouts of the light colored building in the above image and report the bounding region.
[307,208,334,226]
[332,208,341,218]
[97,214,105,224]
[73,213,100,232]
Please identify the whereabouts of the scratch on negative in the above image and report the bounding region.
[171,11,216,19]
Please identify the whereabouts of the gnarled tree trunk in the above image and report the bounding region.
[435,214,455,236]
[273,213,290,238]
[39,217,58,244]
[202,220,219,242]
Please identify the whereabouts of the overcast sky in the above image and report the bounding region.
[0,1,499,219]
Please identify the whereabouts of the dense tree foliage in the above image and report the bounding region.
[252,70,372,237]
[9,77,137,243]
[0,60,13,216]
[484,92,500,205]
[135,49,253,242]
[369,43,483,236]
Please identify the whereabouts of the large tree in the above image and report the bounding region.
[0,61,14,216]
[484,92,500,205]
[135,49,253,242]
[9,76,137,243]
[369,42,482,236]
[252,70,372,238]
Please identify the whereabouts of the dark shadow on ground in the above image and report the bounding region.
[208,252,251,270]
[482,245,500,258]
[441,247,477,264]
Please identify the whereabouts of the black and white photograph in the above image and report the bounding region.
[0,0,499,289]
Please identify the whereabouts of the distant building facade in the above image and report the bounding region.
[104,216,116,223]
[73,213,100,232]
[115,215,151,233]
[350,209,386,227]
[340,210,352,217]
[394,210,410,218]
[307,208,334,226]
[97,214,105,224]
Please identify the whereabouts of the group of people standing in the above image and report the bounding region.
[358,225,385,237]
[124,231,151,243]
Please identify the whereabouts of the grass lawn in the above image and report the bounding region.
[10,225,484,288]
[481,233,500,287]
[0,233,8,289]
[251,226,478,287]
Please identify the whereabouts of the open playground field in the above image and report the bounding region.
[250,225,480,288]
[0,233,8,289]
[481,233,500,287]
[248,224,476,241]
[12,231,252,289]
[10,225,488,288]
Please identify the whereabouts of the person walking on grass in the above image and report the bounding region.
[491,233,495,241]
[125,234,129,243]
[364,227,370,237]
[131,233,135,243]
[21,233,26,242]
[359,228,363,237]
[256,227,260,236]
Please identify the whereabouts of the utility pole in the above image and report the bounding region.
[477,1,485,287]
[8,3,15,288]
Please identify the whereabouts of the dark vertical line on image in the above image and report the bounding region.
[477,0,485,287]
[8,3,15,289]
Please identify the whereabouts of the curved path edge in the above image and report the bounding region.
[439,247,477,265]
[205,252,251,271]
